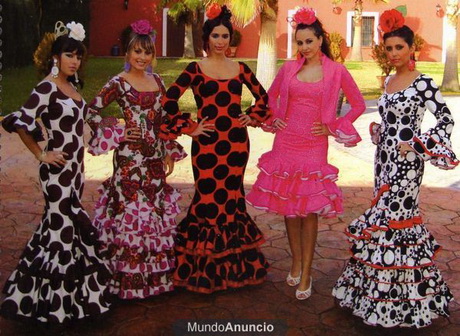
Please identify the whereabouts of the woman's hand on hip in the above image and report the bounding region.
[190,117,215,137]
[39,151,69,167]
[398,142,414,157]
[311,122,332,136]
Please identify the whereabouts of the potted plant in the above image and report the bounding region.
[226,29,242,57]
[371,41,394,88]
[413,33,425,61]
[329,32,344,63]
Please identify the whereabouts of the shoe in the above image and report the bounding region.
[286,272,301,287]
[296,277,312,300]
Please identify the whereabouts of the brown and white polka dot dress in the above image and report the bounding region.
[1,80,111,324]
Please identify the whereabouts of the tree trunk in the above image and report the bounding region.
[183,22,195,58]
[256,14,277,90]
[441,0,459,91]
[349,1,363,61]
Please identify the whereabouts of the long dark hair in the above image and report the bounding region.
[295,19,332,59]
[51,35,87,88]
[202,5,233,52]
[383,25,414,47]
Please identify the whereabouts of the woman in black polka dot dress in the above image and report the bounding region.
[1,23,111,324]
[333,10,458,328]
[161,5,271,293]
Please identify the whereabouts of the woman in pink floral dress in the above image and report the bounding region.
[87,20,186,299]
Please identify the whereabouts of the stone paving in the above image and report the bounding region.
[0,98,460,335]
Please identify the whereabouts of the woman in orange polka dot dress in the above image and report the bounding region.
[161,5,271,293]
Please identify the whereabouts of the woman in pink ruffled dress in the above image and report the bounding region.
[246,7,365,300]
[86,20,186,299]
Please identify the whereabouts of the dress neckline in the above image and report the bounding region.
[294,75,323,84]
[45,80,83,104]
[118,74,160,94]
[196,62,241,81]
[384,74,423,95]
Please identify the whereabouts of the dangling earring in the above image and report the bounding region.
[51,59,59,78]
[296,50,302,60]
[74,71,79,84]
[408,53,416,71]
[124,61,131,72]
[146,65,153,74]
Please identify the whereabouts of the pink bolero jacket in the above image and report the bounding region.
[266,54,366,146]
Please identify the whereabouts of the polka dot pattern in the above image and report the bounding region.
[162,61,271,293]
[0,80,111,324]
[333,74,456,328]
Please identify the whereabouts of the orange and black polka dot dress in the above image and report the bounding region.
[161,61,271,293]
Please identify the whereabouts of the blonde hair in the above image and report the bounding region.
[125,33,157,68]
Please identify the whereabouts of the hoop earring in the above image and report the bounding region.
[51,59,59,78]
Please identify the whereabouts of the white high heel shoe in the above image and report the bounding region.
[295,277,312,300]
[286,272,301,287]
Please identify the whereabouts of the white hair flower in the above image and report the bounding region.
[66,21,86,41]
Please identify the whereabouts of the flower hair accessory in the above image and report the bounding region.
[293,7,317,25]
[131,19,154,35]
[379,9,405,33]
[54,21,86,41]
[206,3,222,20]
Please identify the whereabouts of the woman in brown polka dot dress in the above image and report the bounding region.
[1,23,111,324]
[161,5,271,293]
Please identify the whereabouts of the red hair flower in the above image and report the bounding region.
[293,7,316,25]
[206,3,222,20]
[379,9,405,33]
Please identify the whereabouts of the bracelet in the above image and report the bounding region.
[36,150,47,161]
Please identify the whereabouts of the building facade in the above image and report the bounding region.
[90,0,459,62]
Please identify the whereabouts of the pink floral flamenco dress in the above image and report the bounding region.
[87,74,186,299]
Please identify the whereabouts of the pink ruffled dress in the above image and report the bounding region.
[247,76,342,218]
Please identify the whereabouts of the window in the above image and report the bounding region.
[346,11,379,47]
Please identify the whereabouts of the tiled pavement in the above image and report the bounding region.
[0,98,459,335]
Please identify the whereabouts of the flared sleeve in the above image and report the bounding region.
[408,75,458,169]
[266,62,287,126]
[327,66,366,147]
[156,75,187,162]
[86,77,126,155]
[160,62,199,140]
[240,62,271,126]
[1,81,55,141]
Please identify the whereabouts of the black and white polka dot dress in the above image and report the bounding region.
[333,74,458,328]
[1,80,111,324]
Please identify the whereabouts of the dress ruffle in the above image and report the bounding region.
[246,153,342,218]
[173,212,269,293]
[328,117,362,147]
[93,182,181,299]
[1,206,111,324]
[2,111,44,142]
[333,187,453,328]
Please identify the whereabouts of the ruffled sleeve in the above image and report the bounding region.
[156,74,187,162]
[2,81,55,141]
[327,66,365,147]
[86,77,126,155]
[408,75,458,169]
[160,62,198,140]
[240,62,271,126]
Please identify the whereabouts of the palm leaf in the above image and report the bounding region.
[226,0,263,27]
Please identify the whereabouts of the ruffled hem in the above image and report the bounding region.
[327,117,362,147]
[410,134,458,170]
[108,270,173,299]
[159,113,197,140]
[247,158,342,218]
[333,259,453,328]
[88,123,125,156]
[174,213,266,258]
[173,248,269,294]
[93,183,181,253]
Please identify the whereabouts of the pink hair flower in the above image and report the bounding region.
[293,7,317,25]
[131,19,154,35]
